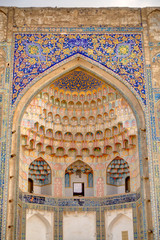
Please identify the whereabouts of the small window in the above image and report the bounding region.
[73,182,84,196]
[125,176,130,193]
[28,178,33,193]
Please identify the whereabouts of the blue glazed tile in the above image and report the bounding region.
[13,33,146,105]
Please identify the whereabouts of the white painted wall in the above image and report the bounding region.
[106,184,125,195]
[41,184,52,195]
[65,172,94,197]
[105,208,134,240]
[26,209,53,240]
[34,184,52,196]
[63,211,96,240]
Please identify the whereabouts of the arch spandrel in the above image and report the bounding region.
[13,33,146,106]
[12,55,145,132]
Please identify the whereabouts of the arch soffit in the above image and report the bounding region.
[12,55,145,131]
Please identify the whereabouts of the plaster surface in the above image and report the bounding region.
[63,211,96,240]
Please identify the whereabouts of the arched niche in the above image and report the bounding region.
[107,213,134,240]
[28,158,52,196]
[65,160,93,197]
[26,212,51,240]
[106,157,131,195]
[18,62,141,197]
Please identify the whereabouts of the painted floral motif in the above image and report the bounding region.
[13,33,145,105]
[28,45,39,56]
[54,178,62,197]
[96,177,104,197]
[53,70,102,92]
[116,43,131,57]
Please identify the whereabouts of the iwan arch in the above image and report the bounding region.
[0,6,160,240]
[10,55,150,240]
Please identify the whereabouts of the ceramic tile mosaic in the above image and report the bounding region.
[145,67,160,239]
[13,33,146,105]
[0,94,2,140]
[22,192,140,207]
[53,69,103,92]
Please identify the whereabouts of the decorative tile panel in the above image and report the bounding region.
[13,33,145,105]
[22,192,140,207]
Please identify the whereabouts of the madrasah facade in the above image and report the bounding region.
[0,6,160,240]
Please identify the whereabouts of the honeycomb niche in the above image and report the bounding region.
[20,68,140,197]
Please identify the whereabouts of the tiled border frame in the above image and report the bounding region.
[145,67,160,239]
[1,26,157,240]
[0,41,13,240]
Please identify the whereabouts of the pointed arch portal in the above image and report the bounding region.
[9,55,150,240]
